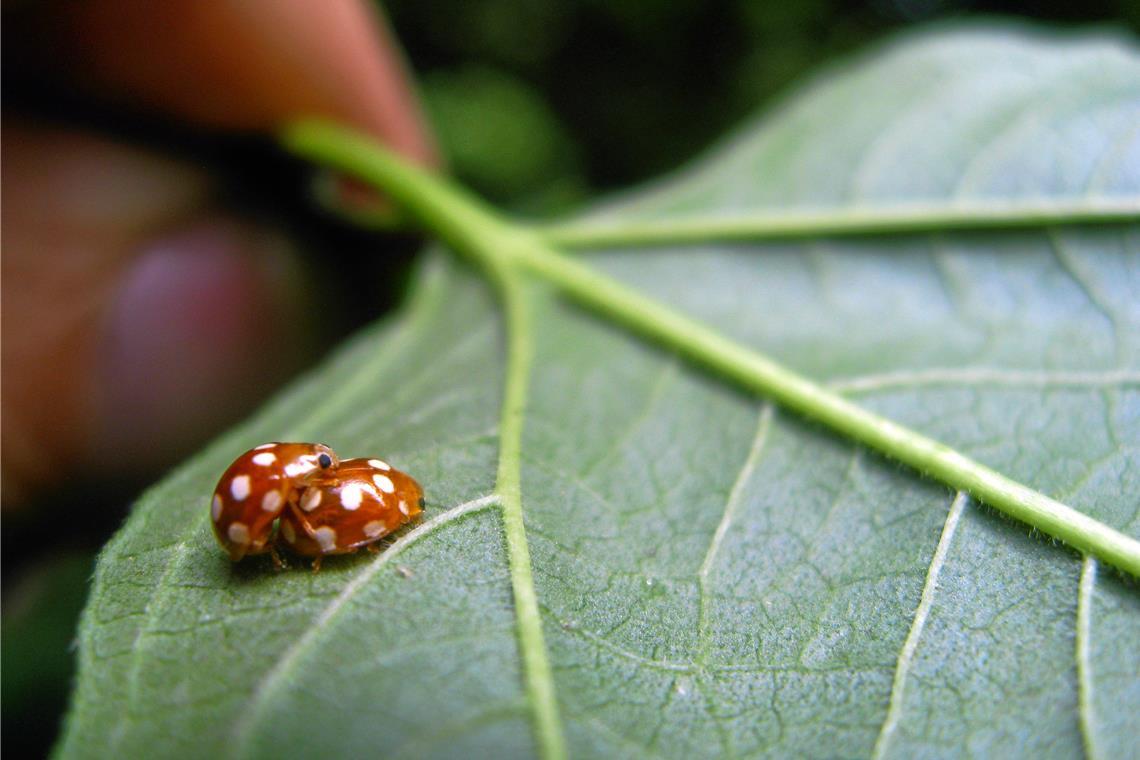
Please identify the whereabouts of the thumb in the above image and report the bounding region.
[1,125,313,503]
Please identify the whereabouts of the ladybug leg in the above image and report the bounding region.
[366,542,382,554]
[287,501,322,539]
[311,555,323,573]
[269,544,285,571]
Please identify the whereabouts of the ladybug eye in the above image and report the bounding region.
[318,453,333,469]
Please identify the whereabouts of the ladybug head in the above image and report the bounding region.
[277,443,340,484]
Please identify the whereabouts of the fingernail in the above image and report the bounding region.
[92,217,311,473]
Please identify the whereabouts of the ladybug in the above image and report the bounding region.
[210,443,339,562]
[278,458,424,571]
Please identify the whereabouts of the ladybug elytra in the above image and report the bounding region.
[280,458,425,571]
[211,443,339,562]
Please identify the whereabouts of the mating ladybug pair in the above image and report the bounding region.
[210,443,424,570]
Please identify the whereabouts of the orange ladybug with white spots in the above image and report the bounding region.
[279,457,424,570]
[210,443,339,562]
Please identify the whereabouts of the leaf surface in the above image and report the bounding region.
[58,25,1140,759]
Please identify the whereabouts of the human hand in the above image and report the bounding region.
[2,0,436,503]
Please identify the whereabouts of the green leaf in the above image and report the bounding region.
[58,24,1139,759]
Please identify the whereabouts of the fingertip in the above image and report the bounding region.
[25,0,437,163]
[1,126,214,504]
[0,127,314,503]
[91,218,312,474]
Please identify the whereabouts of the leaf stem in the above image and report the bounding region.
[279,119,1140,578]
[486,258,569,760]
[505,237,1140,577]
[537,200,1140,248]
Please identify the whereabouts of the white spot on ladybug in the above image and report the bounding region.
[285,460,318,479]
[398,500,410,516]
[340,483,365,510]
[252,452,277,466]
[211,494,223,521]
[314,526,337,552]
[280,519,296,544]
[231,475,251,501]
[373,474,395,494]
[261,490,283,512]
[254,443,276,450]
[301,488,322,511]
[364,520,387,538]
[228,522,251,545]
[368,459,391,471]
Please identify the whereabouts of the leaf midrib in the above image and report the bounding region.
[535,200,1140,248]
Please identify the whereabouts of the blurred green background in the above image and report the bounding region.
[4,0,1139,756]
[393,0,1140,212]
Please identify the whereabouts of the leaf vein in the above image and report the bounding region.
[579,357,680,480]
[551,614,696,674]
[1076,555,1101,760]
[829,367,1140,394]
[699,404,776,581]
[697,404,776,669]
[229,494,500,757]
[1084,113,1140,195]
[872,491,969,759]
[1047,229,1124,367]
